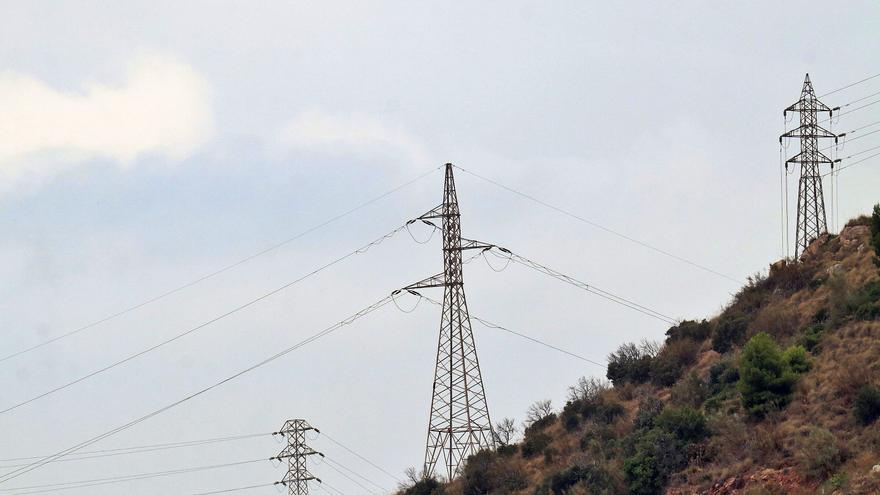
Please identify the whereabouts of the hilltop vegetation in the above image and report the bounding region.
[398,204,880,495]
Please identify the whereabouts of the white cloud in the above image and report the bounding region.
[277,110,431,169]
[0,54,213,182]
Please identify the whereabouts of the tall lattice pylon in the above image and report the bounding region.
[272,419,322,495]
[780,73,838,258]
[402,163,495,480]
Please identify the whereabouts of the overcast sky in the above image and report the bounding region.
[1,1,879,493]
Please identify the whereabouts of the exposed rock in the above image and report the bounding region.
[872,464,880,474]
[800,233,831,261]
[840,224,870,245]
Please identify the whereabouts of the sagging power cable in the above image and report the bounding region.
[0,222,412,415]
[0,296,395,484]
[0,165,441,365]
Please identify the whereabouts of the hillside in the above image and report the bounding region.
[398,205,880,495]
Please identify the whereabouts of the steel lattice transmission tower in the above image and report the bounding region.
[272,419,323,495]
[780,73,838,257]
[402,163,495,480]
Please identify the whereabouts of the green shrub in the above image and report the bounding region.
[561,406,581,431]
[800,323,826,352]
[797,428,844,480]
[624,429,688,495]
[607,342,654,385]
[497,444,518,457]
[783,345,811,373]
[664,319,711,343]
[854,384,880,425]
[712,315,749,353]
[708,361,740,394]
[525,413,557,434]
[738,332,798,417]
[655,407,709,443]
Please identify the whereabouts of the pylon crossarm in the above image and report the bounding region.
[458,237,500,251]
[786,150,835,165]
[781,124,838,141]
[416,204,445,221]
[399,273,446,291]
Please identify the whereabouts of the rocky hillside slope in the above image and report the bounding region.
[398,206,880,495]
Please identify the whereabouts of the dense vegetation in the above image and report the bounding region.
[396,206,880,495]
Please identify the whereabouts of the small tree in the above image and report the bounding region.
[607,342,654,385]
[525,400,554,426]
[567,376,609,402]
[738,332,798,417]
[493,418,518,445]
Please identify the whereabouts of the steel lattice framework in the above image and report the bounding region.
[780,73,838,257]
[403,163,495,480]
[272,419,322,495]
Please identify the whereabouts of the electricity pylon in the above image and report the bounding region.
[401,163,495,480]
[780,73,838,258]
[272,419,323,495]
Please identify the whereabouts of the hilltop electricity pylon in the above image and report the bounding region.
[272,419,323,495]
[780,73,838,258]
[401,163,495,480]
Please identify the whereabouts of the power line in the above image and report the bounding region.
[0,458,266,494]
[826,151,880,176]
[0,432,270,467]
[189,483,276,495]
[414,294,605,368]
[318,433,402,483]
[452,165,743,285]
[0,295,395,484]
[819,72,880,97]
[475,247,677,324]
[321,458,381,495]
[0,223,414,415]
[0,165,440,365]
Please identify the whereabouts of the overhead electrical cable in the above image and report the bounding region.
[413,294,605,368]
[819,72,880,97]
[451,165,743,285]
[189,483,276,495]
[0,458,266,494]
[0,295,395,484]
[477,247,677,324]
[825,151,880,176]
[0,165,441,364]
[0,222,419,415]
[320,458,381,495]
[318,433,403,483]
[0,432,270,468]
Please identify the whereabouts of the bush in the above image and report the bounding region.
[461,450,527,495]
[854,384,880,425]
[664,319,711,343]
[403,478,444,495]
[607,342,655,386]
[797,428,844,480]
[712,315,749,353]
[624,429,688,495]
[548,464,615,494]
[579,398,620,422]
[800,323,826,352]
[651,339,700,386]
[738,332,798,417]
[783,345,811,373]
[522,431,552,459]
[655,407,708,443]
[708,361,740,394]
[670,372,709,408]
[633,397,664,431]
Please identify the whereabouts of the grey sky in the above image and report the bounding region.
[1,1,879,493]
